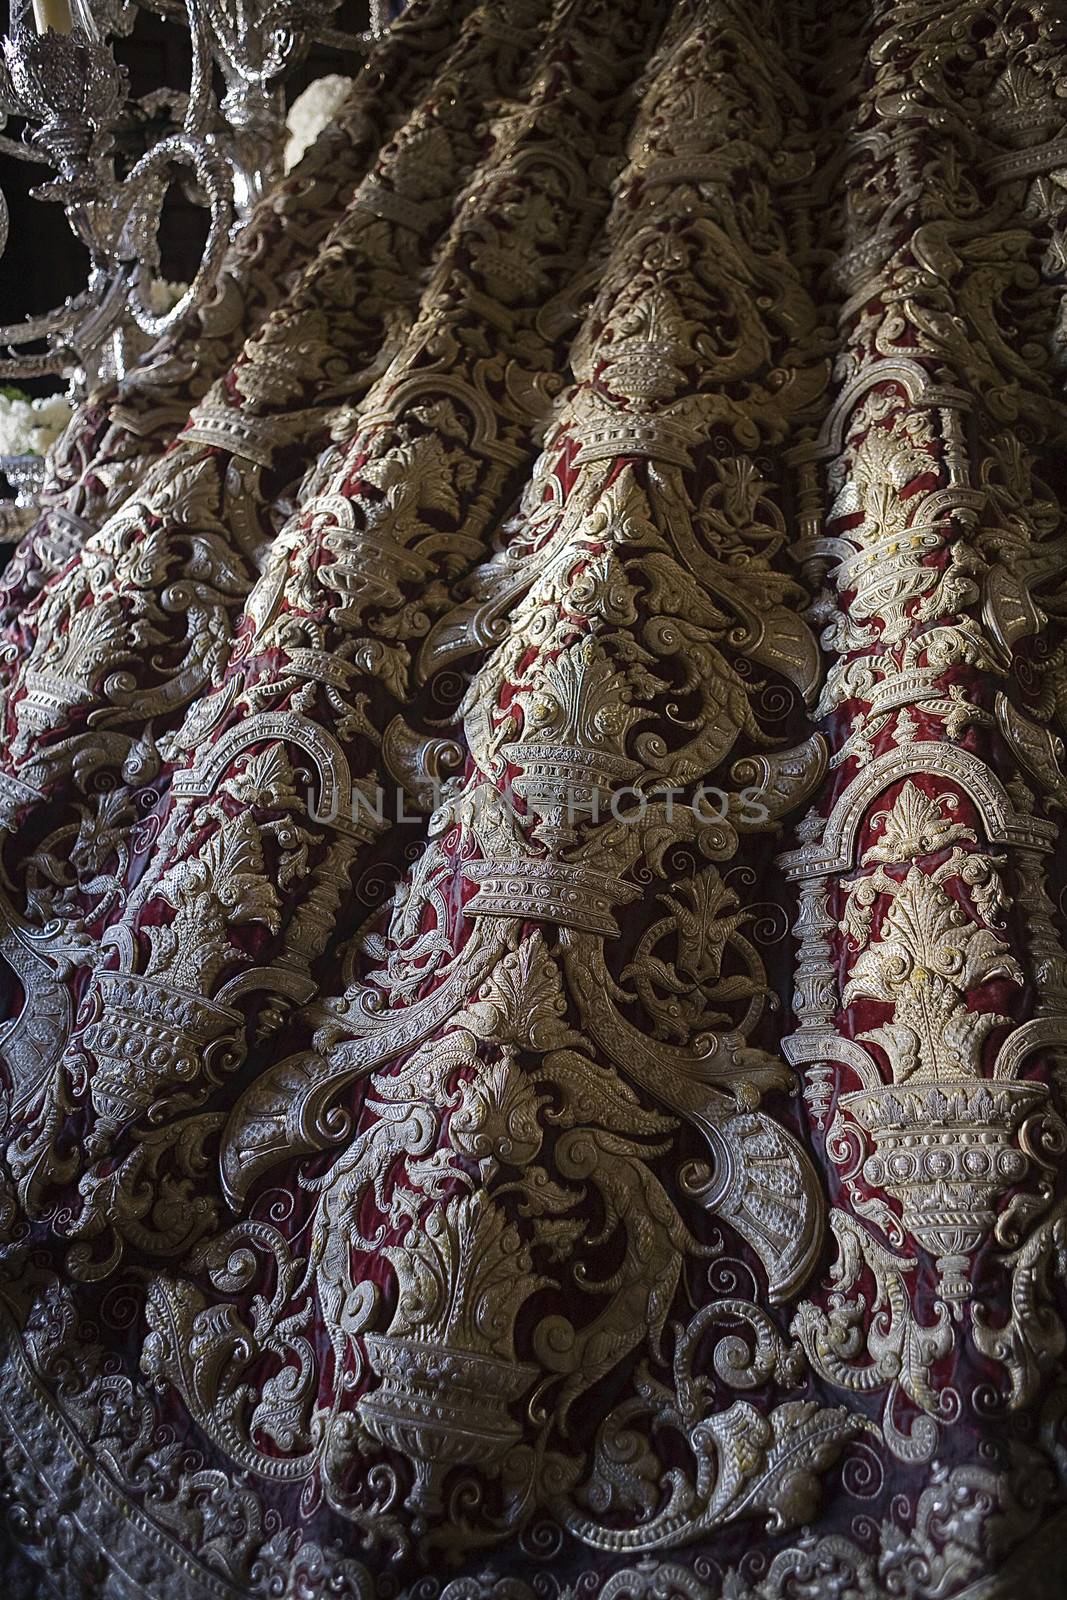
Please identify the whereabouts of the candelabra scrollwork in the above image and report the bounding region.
[0,0,379,393]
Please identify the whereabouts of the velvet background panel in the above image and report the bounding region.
[1,1,1067,1595]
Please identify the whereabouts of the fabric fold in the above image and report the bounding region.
[1,2,1067,1597]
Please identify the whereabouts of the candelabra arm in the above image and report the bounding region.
[0,0,369,393]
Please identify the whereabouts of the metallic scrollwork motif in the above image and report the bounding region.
[1,0,1067,1597]
[777,0,1067,1546]
[0,0,371,390]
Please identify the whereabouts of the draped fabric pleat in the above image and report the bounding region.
[2,2,1067,1596]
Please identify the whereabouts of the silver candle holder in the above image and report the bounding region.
[0,0,383,392]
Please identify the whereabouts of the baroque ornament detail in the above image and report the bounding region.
[1,1,1067,1598]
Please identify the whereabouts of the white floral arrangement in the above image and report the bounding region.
[147,278,189,315]
[284,75,355,172]
[0,387,73,458]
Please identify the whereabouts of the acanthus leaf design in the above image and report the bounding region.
[1,0,1067,1596]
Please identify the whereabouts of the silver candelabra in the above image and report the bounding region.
[0,0,386,392]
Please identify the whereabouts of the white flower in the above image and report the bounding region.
[148,279,189,314]
[0,390,73,457]
[284,75,355,172]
